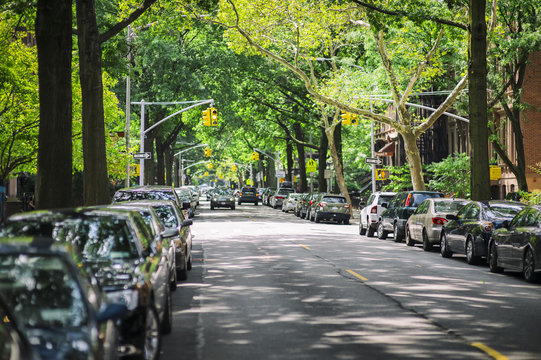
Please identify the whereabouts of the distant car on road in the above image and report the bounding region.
[211,189,236,210]
[310,193,351,224]
[271,188,296,209]
[238,187,259,205]
[359,192,396,237]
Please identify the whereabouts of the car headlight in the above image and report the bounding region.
[107,289,139,311]
[230,198,234,202]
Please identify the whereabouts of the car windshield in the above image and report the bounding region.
[411,193,442,207]
[378,195,395,205]
[278,189,294,195]
[434,201,467,213]
[0,217,139,260]
[485,204,524,220]
[114,190,175,202]
[0,254,88,329]
[243,188,256,194]
[323,196,346,204]
[152,205,179,229]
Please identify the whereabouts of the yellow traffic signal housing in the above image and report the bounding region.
[350,113,359,125]
[204,147,212,157]
[232,165,237,171]
[202,108,211,126]
[251,152,259,161]
[210,107,218,126]
[375,169,390,180]
[208,163,213,169]
[341,111,351,125]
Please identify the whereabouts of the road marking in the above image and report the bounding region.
[346,269,368,281]
[299,244,311,250]
[471,342,508,360]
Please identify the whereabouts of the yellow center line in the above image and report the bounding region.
[346,269,368,281]
[471,342,508,360]
[299,244,311,250]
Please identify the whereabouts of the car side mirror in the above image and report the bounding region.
[359,201,366,208]
[182,202,191,210]
[182,219,193,227]
[162,228,179,238]
[97,303,128,324]
[381,203,388,208]
[446,214,458,221]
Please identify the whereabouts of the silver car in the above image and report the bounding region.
[311,193,351,224]
[282,193,301,213]
[405,198,469,250]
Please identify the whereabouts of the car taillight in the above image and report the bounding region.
[276,196,284,199]
[345,203,350,209]
[432,217,447,225]
[405,193,413,207]
[484,222,494,232]
[370,205,377,214]
[239,193,243,196]
[319,202,327,207]
[309,201,313,204]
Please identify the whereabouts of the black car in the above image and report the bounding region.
[238,187,259,205]
[0,236,127,360]
[489,205,541,282]
[441,200,525,264]
[210,189,236,210]
[377,191,444,241]
[1,208,172,359]
[113,185,184,209]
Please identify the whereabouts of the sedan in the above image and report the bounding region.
[0,236,127,360]
[489,205,541,282]
[210,189,236,210]
[405,198,469,250]
[0,295,40,360]
[440,200,526,264]
[282,193,301,213]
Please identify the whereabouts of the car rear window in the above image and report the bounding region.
[278,189,294,195]
[434,201,467,213]
[411,193,442,207]
[323,196,346,204]
[114,190,175,202]
[486,204,524,219]
[378,195,394,205]
[242,188,256,194]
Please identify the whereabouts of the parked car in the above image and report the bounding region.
[310,193,351,224]
[441,200,526,264]
[294,193,308,216]
[238,187,259,205]
[210,189,236,210]
[377,191,444,241]
[271,188,296,209]
[129,200,194,281]
[489,205,541,282]
[299,193,319,219]
[175,187,196,218]
[0,295,40,360]
[359,192,396,237]
[405,198,469,250]
[282,193,301,213]
[262,188,276,206]
[1,208,173,359]
[180,185,199,206]
[0,235,127,360]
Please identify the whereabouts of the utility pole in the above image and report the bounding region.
[125,25,134,187]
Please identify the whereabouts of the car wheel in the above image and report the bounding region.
[359,220,366,235]
[142,303,161,360]
[170,258,177,291]
[393,222,402,242]
[405,226,414,246]
[310,211,315,221]
[344,219,350,225]
[187,251,192,271]
[177,254,188,281]
[523,248,538,283]
[210,204,214,210]
[255,201,258,206]
[231,205,235,210]
[314,212,320,223]
[377,222,387,239]
[422,229,432,251]
[466,237,480,265]
[367,224,375,237]
[103,320,118,360]
[161,289,173,334]
[440,232,453,258]
[489,241,503,273]
[238,201,242,205]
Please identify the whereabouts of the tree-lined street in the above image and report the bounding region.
[164,201,541,360]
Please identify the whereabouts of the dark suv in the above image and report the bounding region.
[238,187,259,205]
[377,191,443,242]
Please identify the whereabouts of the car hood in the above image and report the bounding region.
[26,326,93,360]
[83,258,139,290]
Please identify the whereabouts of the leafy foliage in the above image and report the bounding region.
[426,152,470,198]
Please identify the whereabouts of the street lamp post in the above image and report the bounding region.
[174,143,209,186]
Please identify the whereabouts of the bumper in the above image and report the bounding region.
[316,212,351,221]
[239,197,258,203]
[212,200,235,208]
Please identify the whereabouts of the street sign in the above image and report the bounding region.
[133,152,151,160]
[365,157,383,165]
[375,169,390,180]
[490,165,502,180]
[276,170,286,177]
[306,159,317,173]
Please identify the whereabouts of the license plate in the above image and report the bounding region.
[332,207,338,210]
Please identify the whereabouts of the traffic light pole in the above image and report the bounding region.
[133,99,213,186]
[370,100,376,194]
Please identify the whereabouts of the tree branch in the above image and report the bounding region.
[99,0,158,44]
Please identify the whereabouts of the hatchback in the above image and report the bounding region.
[238,187,259,205]
[359,192,396,237]
[311,193,351,224]
[282,193,301,213]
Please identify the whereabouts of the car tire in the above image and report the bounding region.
[344,219,350,225]
[314,212,320,223]
[359,220,366,235]
[523,248,538,283]
[231,205,235,210]
[103,320,118,360]
[405,226,414,246]
[466,237,480,265]
[393,222,402,242]
[170,259,177,291]
[367,225,375,238]
[440,232,453,258]
[210,204,214,210]
[489,241,503,273]
[161,289,173,334]
[377,222,387,239]
[140,303,161,360]
[177,254,188,281]
[255,201,258,206]
[422,229,432,251]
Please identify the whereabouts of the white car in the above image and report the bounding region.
[282,193,301,213]
[359,191,396,237]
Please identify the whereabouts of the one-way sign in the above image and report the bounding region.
[133,152,151,160]
[365,157,382,165]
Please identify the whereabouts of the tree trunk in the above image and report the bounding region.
[286,141,293,182]
[318,125,328,192]
[76,0,111,205]
[469,0,491,200]
[35,0,73,209]
[155,137,165,185]
[293,123,307,192]
[174,157,180,186]
[326,126,353,217]
[403,132,426,191]
[165,148,173,186]
[332,122,343,193]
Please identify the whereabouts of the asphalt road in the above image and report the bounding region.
[161,200,541,360]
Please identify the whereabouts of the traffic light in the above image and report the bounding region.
[251,151,259,161]
[210,107,218,126]
[232,165,237,171]
[208,163,213,169]
[375,168,390,180]
[202,108,211,126]
[204,147,212,157]
[350,113,359,125]
[341,111,351,125]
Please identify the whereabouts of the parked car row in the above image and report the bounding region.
[273,191,352,225]
[361,190,540,283]
[0,185,194,359]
